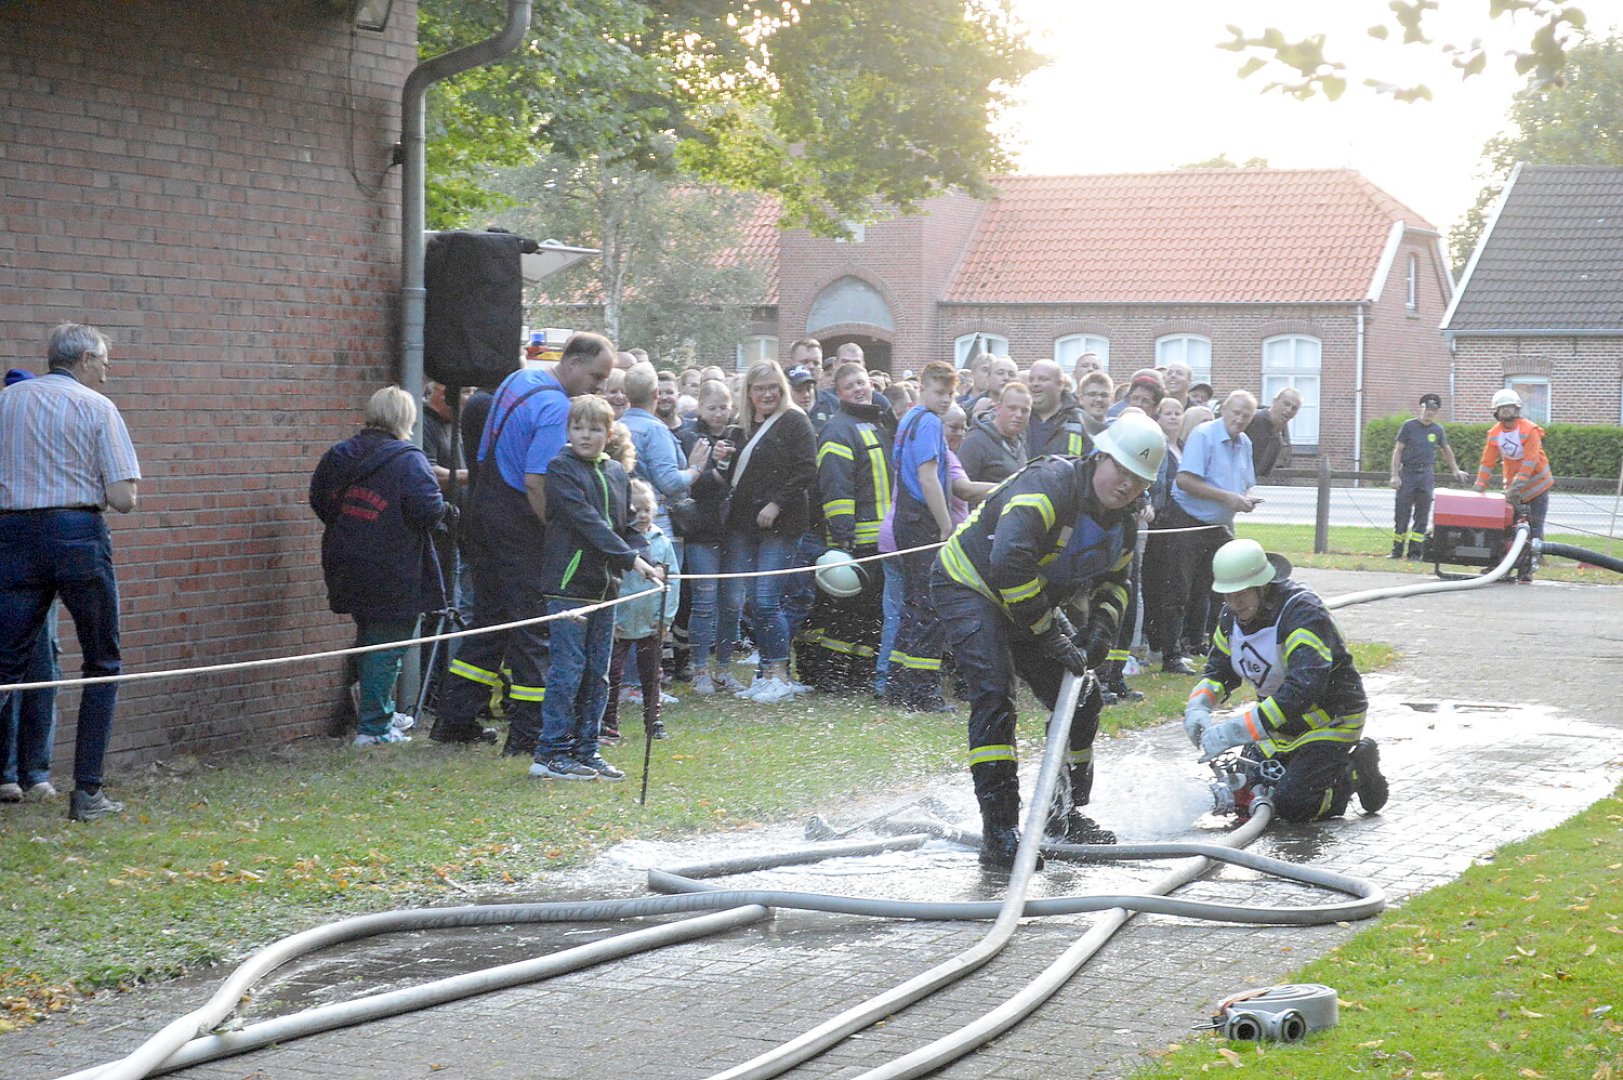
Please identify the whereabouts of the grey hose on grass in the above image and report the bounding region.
[1327,522,1527,609]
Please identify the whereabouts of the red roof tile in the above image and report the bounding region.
[716,194,782,305]
[943,169,1433,304]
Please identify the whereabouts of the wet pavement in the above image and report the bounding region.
[8,568,1622,1079]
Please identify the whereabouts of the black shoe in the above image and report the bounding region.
[1106,677,1144,702]
[69,789,124,823]
[1099,686,1119,706]
[430,716,498,746]
[649,720,668,740]
[1387,542,1404,559]
[978,826,1044,871]
[1046,809,1117,846]
[1161,655,1198,676]
[1350,738,1389,814]
[599,727,622,746]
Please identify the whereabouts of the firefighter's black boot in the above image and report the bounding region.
[1350,738,1389,813]
[972,761,1040,871]
[1388,539,1404,559]
[1045,763,1116,845]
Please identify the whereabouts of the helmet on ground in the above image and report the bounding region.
[814,549,867,598]
[1091,412,1167,481]
[1211,539,1293,594]
[1490,388,1522,413]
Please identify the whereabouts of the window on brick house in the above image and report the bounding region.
[1054,334,1110,376]
[1155,334,1211,385]
[955,333,1009,368]
[1406,254,1419,312]
[1504,375,1550,424]
[1261,335,1321,448]
[735,335,778,370]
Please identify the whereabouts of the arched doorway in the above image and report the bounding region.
[807,276,895,374]
[820,334,893,375]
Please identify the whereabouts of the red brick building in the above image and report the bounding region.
[1,2,415,764]
[753,169,1455,468]
[1442,164,1623,427]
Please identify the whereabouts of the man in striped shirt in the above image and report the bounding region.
[0,323,141,822]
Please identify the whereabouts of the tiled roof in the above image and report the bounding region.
[716,194,782,305]
[943,169,1432,304]
[1445,165,1623,332]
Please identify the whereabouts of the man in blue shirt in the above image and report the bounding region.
[1149,390,1259,675]
[1388,393,1467,559]
[431,333,616,755]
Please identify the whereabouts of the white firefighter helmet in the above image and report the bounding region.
[1491,388,1522,413]
[1091,412,1167,482]
[814,549,867,598]
[1211,538,1293,594]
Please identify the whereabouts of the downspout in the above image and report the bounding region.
[400,0,533,407]
[1353,302,1368,469]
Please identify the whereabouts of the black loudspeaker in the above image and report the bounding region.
[424,230,525,388]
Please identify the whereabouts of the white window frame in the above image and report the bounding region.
[1260,334,1322,448]
[1053,334,1110,376]
[1505,375,1551,424]
[1405,254,1419,312]
[954,332,1009,369]
[735,335,779,370]
[1155,334,1212,386]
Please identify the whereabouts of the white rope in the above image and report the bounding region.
[1,524,1228,694]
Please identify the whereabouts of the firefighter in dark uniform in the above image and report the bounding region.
[430,333,616,754]
[1184,539,1389,822]
[935,412,1168,868]
[798,361,895,689]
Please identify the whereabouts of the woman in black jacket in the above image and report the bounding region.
[310,387,446,746]
[717,360,817,704]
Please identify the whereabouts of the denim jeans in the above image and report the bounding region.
[0,510,121,790]
[781,533,825,645]
[719,528,795,664]
[353,616,418,736]
[874,557,905,692]
[684,541,724,669]
[1,611,59,787]
[536,598,614,762]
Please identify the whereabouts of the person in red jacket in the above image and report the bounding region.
[1473,389,1554,583]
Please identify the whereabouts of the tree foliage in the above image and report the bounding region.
[493,157,769,363]
[419,0,1040,235]
[1449,35,1623,269]
[1219,0,1588,102]
[1178,153,1271,169]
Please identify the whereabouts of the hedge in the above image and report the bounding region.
[1362,415,1623,478]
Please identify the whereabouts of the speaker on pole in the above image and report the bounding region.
[424,230,526,389]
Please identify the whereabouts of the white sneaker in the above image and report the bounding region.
[693,673,716,695]
[25,781,58,801]
[0,782,21,803]
[785,679,812,695]
[389,711,416,732]
[659,691,679,706]
[747,677,795,704]
[354,730,412,747]
[739,650,761,667]
[714,670,746,693]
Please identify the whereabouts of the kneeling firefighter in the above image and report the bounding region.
[1183,539,1389,822]
[935,412,1166,868]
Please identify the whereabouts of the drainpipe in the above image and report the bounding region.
[399,0,533,406]
[1353,302,1367,469]
[396,0,531,703]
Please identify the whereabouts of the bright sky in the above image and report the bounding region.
[1002,0,1623,234]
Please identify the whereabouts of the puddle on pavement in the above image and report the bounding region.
[245,689,1620,1023]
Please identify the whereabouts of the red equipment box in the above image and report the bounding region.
[1432,490,1512,530]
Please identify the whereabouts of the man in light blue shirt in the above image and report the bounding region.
[1152,390,1259,674]
[620,363,699,559]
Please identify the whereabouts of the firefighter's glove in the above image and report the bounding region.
[1182,701,1211,750]
[1036,622,1090,678]
[1198,706,1263,762]
[1081,623,1115,670]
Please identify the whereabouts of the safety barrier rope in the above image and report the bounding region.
[0,525,1226,694]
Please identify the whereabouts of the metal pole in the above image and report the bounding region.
[1607,455,1623,556]
[1314,454,1331,554]
[639,563,672,806]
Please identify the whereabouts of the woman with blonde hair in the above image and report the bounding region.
[716,360,818,703]
[310,386,448,746]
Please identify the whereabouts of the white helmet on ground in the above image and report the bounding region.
[814,549,867,598]
[1491,388,1522,413]
[1091,412,1167,481]
[1211,538,1294,594]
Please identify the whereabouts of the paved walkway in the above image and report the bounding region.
[8,569,1622,1079]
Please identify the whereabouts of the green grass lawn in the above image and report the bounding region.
[1236,522,1623,585]
[3,663,1247,1028]
[1132,783,1623,1079]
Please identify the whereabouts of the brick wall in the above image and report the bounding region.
[1361,235,1455,429]
[1451,336,1623,425]
[0,1,415,768]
